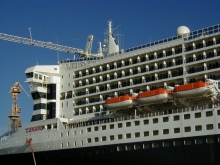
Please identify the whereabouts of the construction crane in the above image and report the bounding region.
[0,30,103,58]
[76,35,103,58]
[8,82,29,133]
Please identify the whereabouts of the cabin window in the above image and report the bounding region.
[206,111,213,117]
[153,130,159,136]
[143,119,149,125]
[195,112,201,118]
[94,126,99,131]
[73,142,76,146]
[102,136,106,141]
[118,134,123,140]
[110,124,114,129]
[26,72,33,78]
[125,145,132,150]
[143,143,150,149]
[163,129,169,134]
[60,133,63,137]
[34,73,38,79]
[134,121,140,126]
[61,143,63,148]
[206,124,213,130]
[34,103,46,110]
[206,137,214,144]
[94,137,99,142]
[80,130,83,134]
[195,138,203,144]
[66,91,72,99]
[126,122,131,127]
[153,118,158,123]
[102,125,106,130]
[134,144,140,150]
[110,135,114,141]
[126,133,131,138]
[117,146,123,151]
[184,126,191,132]
[217,110,220,115]
[152,142,159,148]
[163,117,169,122]
[184,139,192,145]
[87,127,91,132]
[163,142,170,147]
[184,114,190,119]
[31,92,46,100]
[173,115,180,121]
[195,125,202,131]
[173,140,181,146]
[118,123,123,128]
[174,128,180,133]
[135,132,140,138]
[87,138,91,143]
[144,131,149,136]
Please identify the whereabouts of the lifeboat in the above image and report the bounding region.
[137,88,173,105]
[173,81,211,98]
[105,94,137,110]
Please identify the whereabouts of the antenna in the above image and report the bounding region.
[56,36,59,63]
[28,28,33,43]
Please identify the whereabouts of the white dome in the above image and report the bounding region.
[176,26,190,36]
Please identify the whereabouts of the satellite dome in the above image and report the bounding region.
[176,26,190,36]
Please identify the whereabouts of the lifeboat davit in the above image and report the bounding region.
[105,94,137,110]
[174,81,211,98]
[137,88,173,105]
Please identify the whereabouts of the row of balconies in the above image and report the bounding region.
[186,50,219,63]
[72,69,219,99]
[61,71,220,105]
[73,105,107,116]
[72,47,219,81]
[74,56,182,78]
[184,36,219,52]
[185,37,220,52]
[71,50,219,90]
[74,69,184,89]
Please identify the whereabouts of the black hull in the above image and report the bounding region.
[1,135,220,165]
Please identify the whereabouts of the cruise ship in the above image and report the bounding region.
[0,21,220,165]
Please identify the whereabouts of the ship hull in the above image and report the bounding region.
[1,134,219,165]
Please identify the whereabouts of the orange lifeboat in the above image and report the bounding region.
[105,94,137,110]
[174,81,211,98]
[137,88,173,105]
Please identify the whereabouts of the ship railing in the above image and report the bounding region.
[60,24,220,69]
[67,102,220,129]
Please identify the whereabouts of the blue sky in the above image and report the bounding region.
[0,0,219,135]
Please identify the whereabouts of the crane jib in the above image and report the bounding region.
[0,32,83,54]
